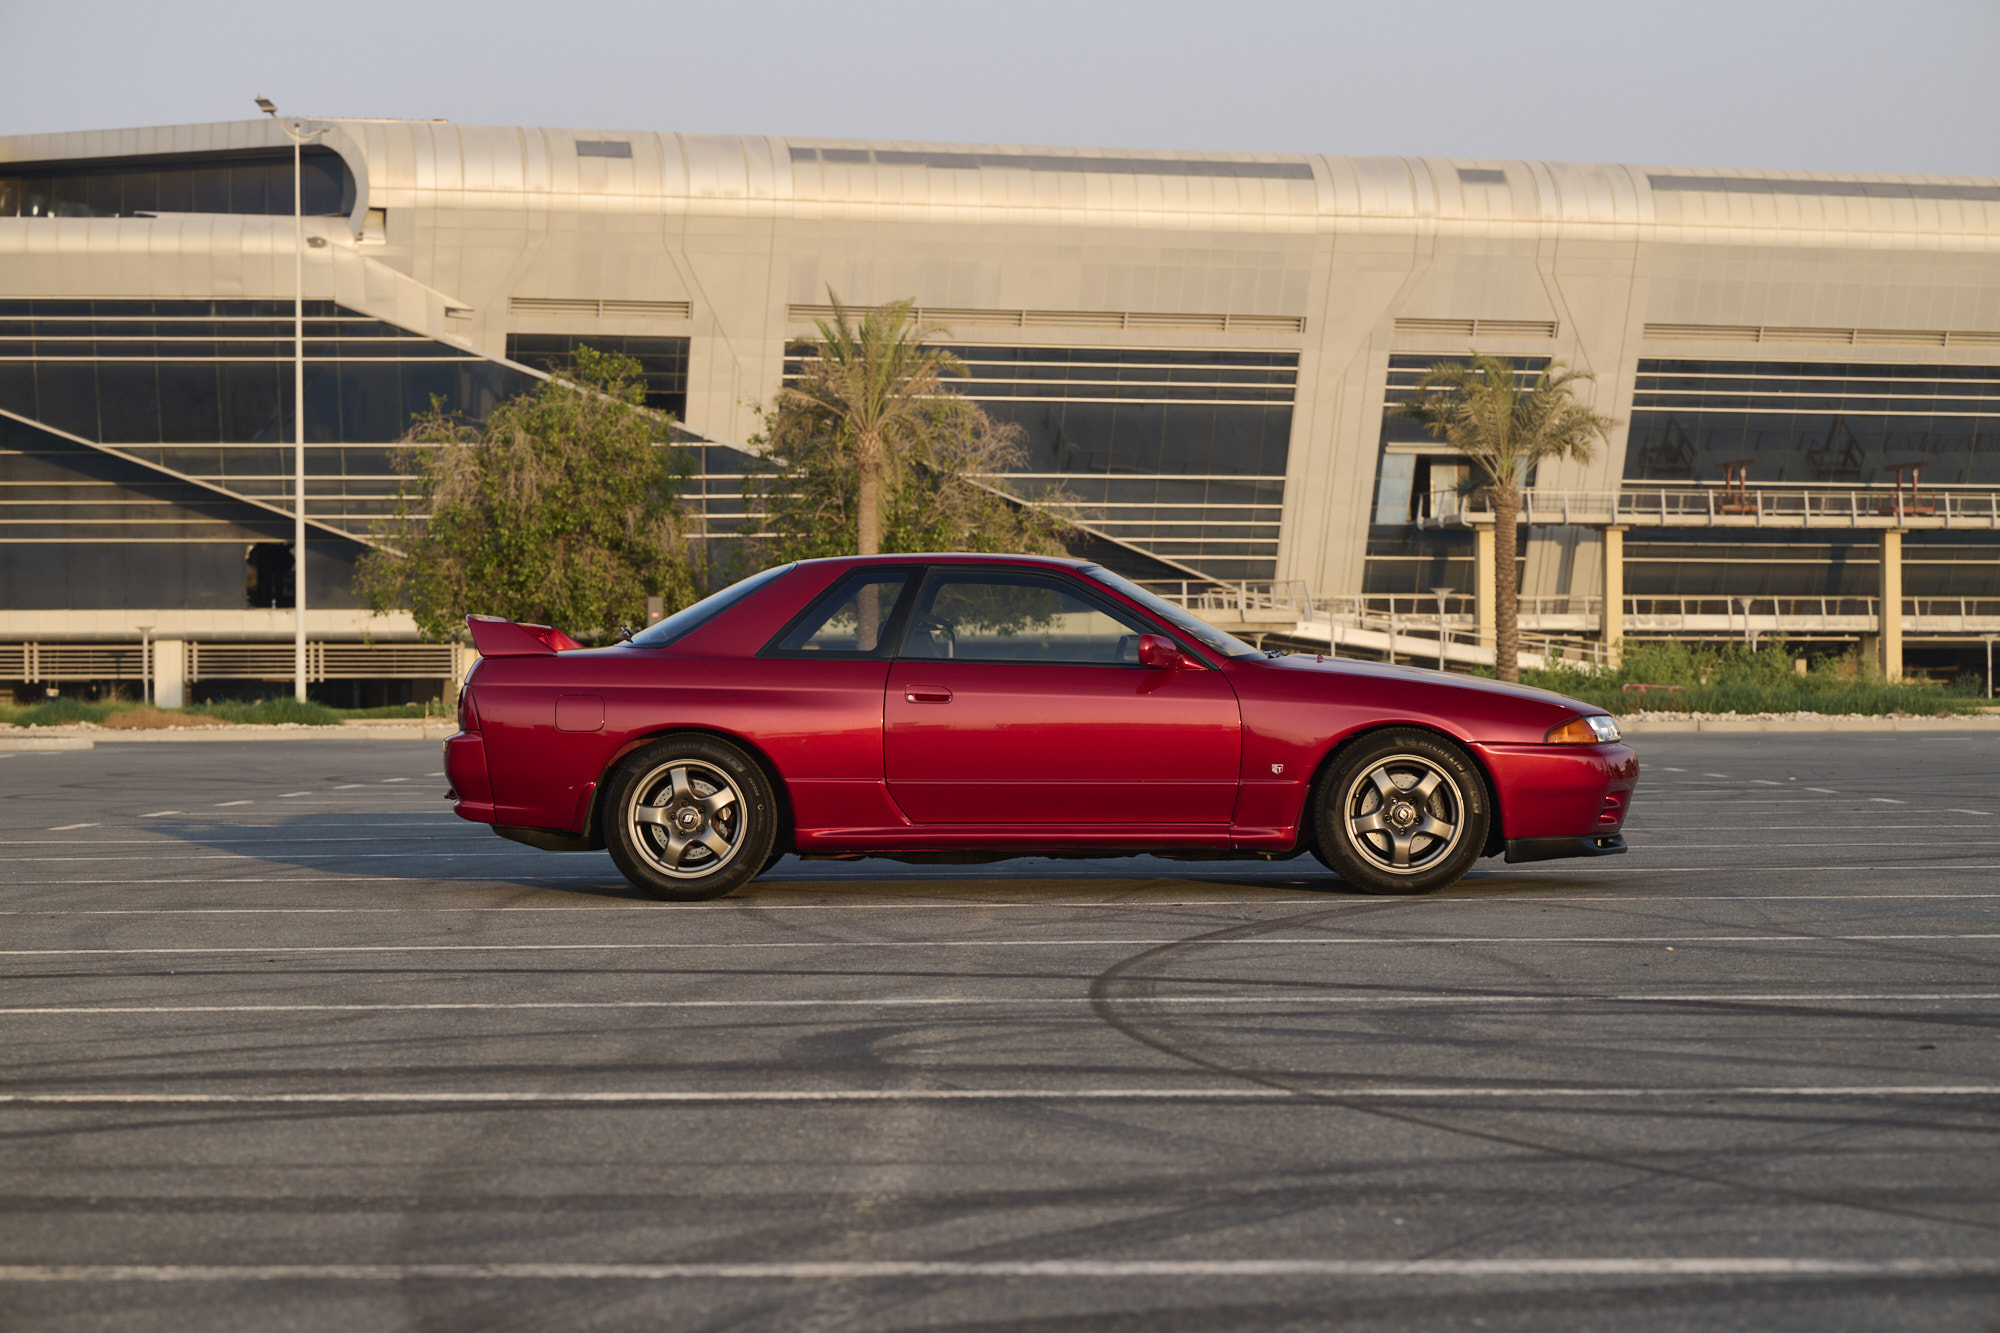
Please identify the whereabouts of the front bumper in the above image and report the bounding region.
[1506,833,1627,864]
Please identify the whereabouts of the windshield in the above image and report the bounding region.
[628,563,796,648]
[1079,565,1262,660]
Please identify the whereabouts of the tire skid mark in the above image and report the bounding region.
[1088,900,2000,1238]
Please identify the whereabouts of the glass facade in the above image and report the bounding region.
[0,148,355,219]
[505,333,690,419]
[0,299,540,611]
[1625,533,2000,599]
[1627,359,2000,485]
[783,343,1296,581]
[1365,355,1547,593]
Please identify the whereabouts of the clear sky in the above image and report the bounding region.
[3,0,1996,175]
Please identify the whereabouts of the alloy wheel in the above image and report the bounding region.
[626,760,746,879]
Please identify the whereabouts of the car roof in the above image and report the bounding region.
[794,553,1094,571]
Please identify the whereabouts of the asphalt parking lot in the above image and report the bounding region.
[1,732,1997,1331]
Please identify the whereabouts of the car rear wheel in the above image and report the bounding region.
[605,734,778,901]
[1312,729,1489,895]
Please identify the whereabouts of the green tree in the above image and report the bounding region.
[1397,355,1618,682]
[753,294,1077,641]
[747,391,1073,566]
[356,346,695,642]
[778,293,968,560]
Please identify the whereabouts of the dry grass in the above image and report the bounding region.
[98,707,227,730]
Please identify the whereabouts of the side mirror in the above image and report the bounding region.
[1137,633,1187,670]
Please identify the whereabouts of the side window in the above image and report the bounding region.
[767,569,915,657]
[901,573,1150,664]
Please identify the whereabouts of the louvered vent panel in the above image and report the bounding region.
[786,304,1305,334]
[1644,322,2000,347]
[1643,323,1762,341]
[600,300,691,319]
[1763,327,1859,345]
[1127,312,1229,331]
[510,297,690,320]
[1028,310,1129,328]
[1858,328,1951,346]
[510,298,604,317]
[1393,317,1557,339]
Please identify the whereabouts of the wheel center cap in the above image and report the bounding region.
[1387,800,1417,829]
[674,807,702,832]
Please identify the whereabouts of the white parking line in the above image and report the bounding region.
[137,811,179,818]
[45,823,97,832]
[5,1086,1998,1108]
[1806,788,1838,793]
[17,866,2000,888]
[5,992,1996,1016]
[4,1257,1998,1282]
[1868,798,1908,805]
[0,1257,1995,1282]
[214,801,254,808]
[3,891,2000,915]
[4,933,1997,958]
[279,792,311,797]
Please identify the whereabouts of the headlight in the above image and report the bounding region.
[1546,714,1621,744]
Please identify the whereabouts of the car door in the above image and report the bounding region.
[883,568,1241,825]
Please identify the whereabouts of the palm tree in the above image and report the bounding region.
[780,292,966,561]
[1398,354,1617,683]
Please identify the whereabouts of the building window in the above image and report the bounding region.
[1626,359,2000,486]
[0,299,539,550]
[245,542,295,608]
[0,148,355,219]
[505,334,689,419]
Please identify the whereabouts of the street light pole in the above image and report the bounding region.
[136,625,152,706]
[257,97,326,703]
[1430,586,1453,672]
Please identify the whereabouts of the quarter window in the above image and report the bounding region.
[768,569,916,657]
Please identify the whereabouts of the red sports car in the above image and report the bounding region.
[443,555,1637,900]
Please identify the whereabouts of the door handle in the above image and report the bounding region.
[904,686,953,703]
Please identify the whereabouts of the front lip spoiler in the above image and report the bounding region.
[1505,834,1627,864]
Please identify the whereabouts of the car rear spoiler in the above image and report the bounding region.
[465,615,585,657]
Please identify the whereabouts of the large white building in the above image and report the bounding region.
[4,117,1998,698]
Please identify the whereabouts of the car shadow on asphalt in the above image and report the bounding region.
[145,810,655,902]
[146,812,1623,905]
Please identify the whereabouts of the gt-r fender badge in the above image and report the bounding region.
[1270,763,1285,775]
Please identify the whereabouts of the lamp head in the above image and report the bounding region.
[254,96,277,116]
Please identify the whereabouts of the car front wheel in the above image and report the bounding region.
[604,734,778,901]
[1312,729,1489,895]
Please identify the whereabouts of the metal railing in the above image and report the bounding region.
[1145,583,1609,669]
[1,642,463,684]
[1443,482,2000,528]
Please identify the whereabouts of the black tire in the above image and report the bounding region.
[604,734,779,901]
[1311,728,1490,895]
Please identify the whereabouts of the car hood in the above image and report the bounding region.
[1250,652,1609,724]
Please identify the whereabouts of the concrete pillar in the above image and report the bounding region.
[1601,526,1625,669]
[154,639,186,710]
[1880,530,1903,681]
[1475,525,1496,654]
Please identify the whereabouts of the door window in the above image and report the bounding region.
[900,572,1151,664]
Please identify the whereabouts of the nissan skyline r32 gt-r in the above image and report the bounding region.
[442,554,1637,900]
